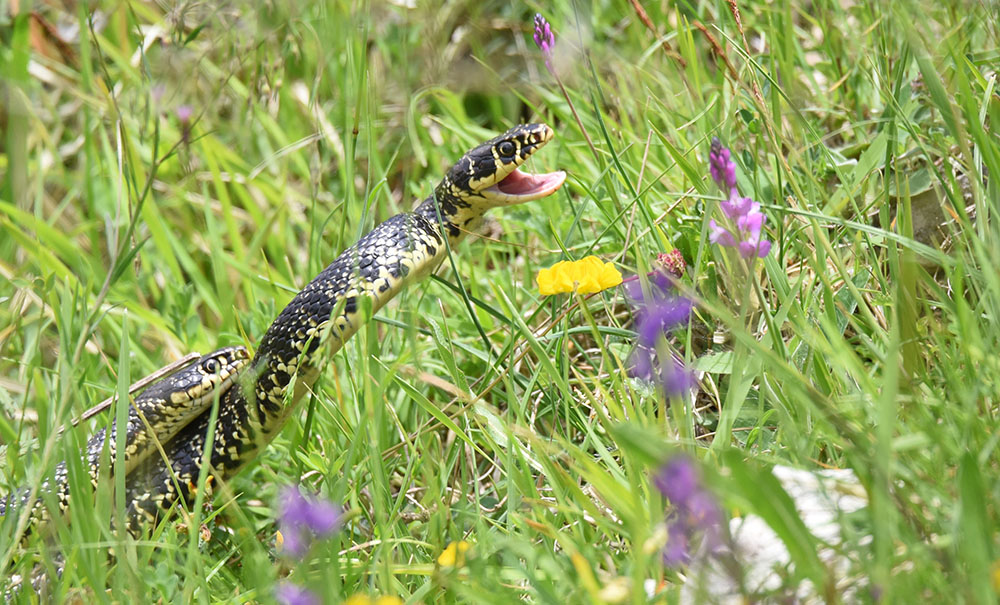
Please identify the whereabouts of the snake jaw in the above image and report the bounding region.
[483,167,567,204]
[449,123,566,206]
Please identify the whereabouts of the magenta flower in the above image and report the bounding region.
[276,583,320,605]
[654,456,699,504]
[720,194,754,219]
[529,12,599,159]
[634,297,693,346]
[709,142,737,193]
[662,523,691,567]
[653,455,724,568]
[626,272,695,397]
[278,486,342,557]
[151,83,166,105]
[685,489,722,530]
[707,138,772,259]
[631,348,697,395]
[175,104,193,123]
[533,14,554,57]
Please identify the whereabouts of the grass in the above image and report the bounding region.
[1,0,999,603]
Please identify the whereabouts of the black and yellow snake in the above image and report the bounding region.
[0,348,248,528]
[1,123,564,540]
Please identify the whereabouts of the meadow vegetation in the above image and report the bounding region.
[1,0,999,602]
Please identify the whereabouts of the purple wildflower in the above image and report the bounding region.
[719,194,754,219]
[653,455,724,568]
[627,271,694,397]
[631,346,696,395]
[175,104,193,123]
[151,83,166,105]
[278,486,342,557]
[685,489,722,528]
[662,522,691,567]
[709,139,737,192]
[533,14,554,57]
[707,138,772,259]
[661,362,698,395]
[276,583,320,605]
[635,297,693,346]
[529,12,599,159]
[653,456,698,504]
[624,269,672,303]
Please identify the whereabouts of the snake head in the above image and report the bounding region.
[441,123,567,208]
[143,346,250,406]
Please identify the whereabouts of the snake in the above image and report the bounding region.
[122,123,566,530]
[0,347,248,531]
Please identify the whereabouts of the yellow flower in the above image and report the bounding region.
[536,256,623,295]
[437,540,471,567]
[345,596,402,605]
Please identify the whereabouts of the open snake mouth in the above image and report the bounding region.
[489,167,567,201]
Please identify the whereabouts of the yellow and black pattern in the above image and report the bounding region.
[414,123,557,237]
[125,123,565,529]
[0,347,248,530]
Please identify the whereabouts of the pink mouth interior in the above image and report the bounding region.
[494,168,567,197]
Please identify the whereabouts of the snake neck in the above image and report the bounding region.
[413,178,498,243]
[124,205,471,526]
[247,209,454,421]
[230,188,502,455]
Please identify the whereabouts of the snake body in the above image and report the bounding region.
[0,347,248,529]
[125,123,565,528]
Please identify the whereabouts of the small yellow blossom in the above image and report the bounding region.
[437,540,471,567]
[536,256,623,295]
[344,596,402,605]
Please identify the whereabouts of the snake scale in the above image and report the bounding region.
[0,348,248,528]
[1,124,563,598]
[117,123,566,530]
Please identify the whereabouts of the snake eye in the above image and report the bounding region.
[202,358,220,374]
[497,141,516,158]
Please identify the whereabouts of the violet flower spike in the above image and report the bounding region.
[529,12,599,159]
[720,195,754,219]
[533,14,554,57]
[635,297,693,347]
[708,219,737,247]
[661,362,697,397]
[707,139,772,260]
[709,137,737,193]
[627,272,695,397]
[653,455,724,568]
[630,347,694,397]
[662,522,691,567]
[654,456,699,505]
[276,583,320,605]
[175,104,193,124]
[278,486,342,557]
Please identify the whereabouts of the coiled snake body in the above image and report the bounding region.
[123,123,565,529]
[2,124,562,598]
[0,347,248,528]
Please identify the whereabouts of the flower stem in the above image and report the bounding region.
[553,75,599,162]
